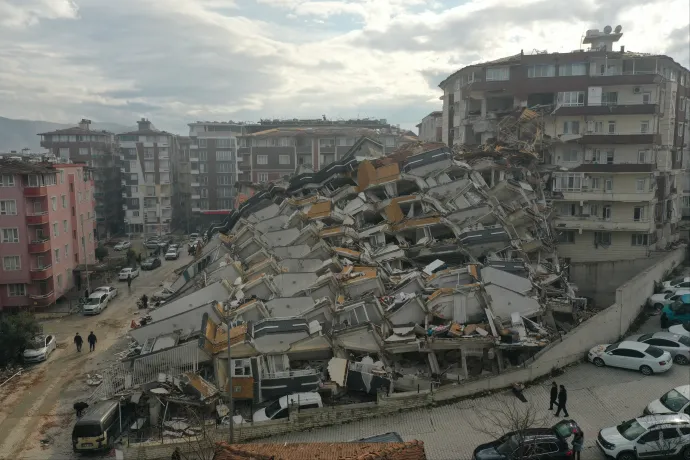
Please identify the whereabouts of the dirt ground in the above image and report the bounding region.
[0,251,193,460]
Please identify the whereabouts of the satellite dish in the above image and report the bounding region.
[604,25,612,34]
[614,25,622,33]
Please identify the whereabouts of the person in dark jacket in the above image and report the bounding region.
[571,429,584,460]
[549,381,558,410]
[74,333,83,352]
[87,331,97,352]
[171,447,181,460]
[555,384,569,417]
[74,401,89,417]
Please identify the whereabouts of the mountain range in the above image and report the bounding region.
[0,116,134,152]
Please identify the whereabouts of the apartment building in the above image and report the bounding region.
[172,136,193,232]
[0,160,96,310]
[416,111,443,142]
[38,119,123,238]
[439,26,689,263]
[118,119,177,236]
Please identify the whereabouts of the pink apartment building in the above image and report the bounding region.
[0,160,96,310]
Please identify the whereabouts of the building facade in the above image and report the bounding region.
[118,119,177,236]
[38,119,123,238]
[0,161,96,310]
[416,111,443,142]
[439,27,690,262]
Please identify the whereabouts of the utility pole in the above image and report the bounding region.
[80,213,91,295]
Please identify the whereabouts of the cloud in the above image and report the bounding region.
[0,0,687,134]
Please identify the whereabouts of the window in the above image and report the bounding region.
[640,121,650,133]
[593,149,614,164]
[636,178,646,192]
[217,163,233,172]
[130,173,138,181]
[563,150,579,162]
[602,205,611,220]
[57,273,63,289]
[216,150,232,161]
[319,138,335,148]
[558,231,575,244]
[58,148,69,160]
[486,67,509,81]
[51,196,57,210]
[633,207,645,221]
[258,173,269,183]
[594,232,612,245]
[198,139,207,147]
[52,222,58,237]
[681,97,687,111]
[143,148,154,159]
[638,149,651,163]
[563,121,580,135]
[145,173,155,184]
[593,121,603,133]
[552,173,583,191]
[0,200,17,215]
[600,91,618,106]
[558,91,585,107]
[232,359,252,376]
[63,220,68,232]
[384,137,395,147]
[1,228,19,243]
[642,92,652,104]
[527,65,555,78]
[591,177,601,189]
[199,163,207,173]
[144,161,155,172]
[257,155,268,165]
[54,248,60,263]
[198,151,207,161]
[216,138,231,148]
[146,186,155,196]
[132,210,139,217]
[559,62,587,76]
[3,256,20,271]
[0,175,15,187]
[28,175,40,187]
[279,155,290,165]
[7,284,26,297]
[217,175,232,185]
[65,244,69,256]
[604,178,613,192]
[608,121,616,133]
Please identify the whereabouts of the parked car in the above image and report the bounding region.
[661,295,690,328]
[668,322,690,338]
[596,413,690,460]
[648,290,690,311]
[628,332,690,365]
[472,420,580,460]
[644,385,690,416]
[140,257,161,270]
[83,293,109,315]
[253,392,323,423]
[662,277,690,293]
[23,334,57,363]
[144,238,161,250]
[118,267,140,281]
[188,233,199,241]
[587,341,673,375]
[165,247,179,260]
[113,241,131,251]
[92,286,118,301]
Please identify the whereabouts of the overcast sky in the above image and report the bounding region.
[1,0,688,134]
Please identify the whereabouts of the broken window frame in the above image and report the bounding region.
[557,231,575,244]
[232,358,252,377]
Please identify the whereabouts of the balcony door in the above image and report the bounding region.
[33,200,43,214]
[37,280,49,295]
[36,255,45,269]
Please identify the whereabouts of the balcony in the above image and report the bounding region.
[190,168,200,175]
[192,207,201,213]
[191,182,200,187]
[26,212,49,225]
[551,189,656,203]
[24,186,48,197]
[30,265,53,281]
[554,215,655,232]
[28,238,51,253]
[555,103,659,117]
[191,194,201,199]
[574,132,661,145]
[29,291,56,307]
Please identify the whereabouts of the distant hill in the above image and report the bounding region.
[0,116,133,152]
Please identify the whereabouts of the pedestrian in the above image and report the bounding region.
[171,447,181,460]
[88,331,97,352]
[549,381,558,410]
[74,401,89,418]
[84,289,89,300]
[74,332,83,352]
[127,274,132,292]
[571,429,584,460]
[141,294,148,309]
[555,384,569,417]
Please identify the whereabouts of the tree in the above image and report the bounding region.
[0,312,41,366]
[126,249,137,265]
[95,246,108,262]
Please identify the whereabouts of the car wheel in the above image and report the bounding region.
[675,355,690,365]
[617,451,636,460]
[640,365,653,376]
[593,357,605,367]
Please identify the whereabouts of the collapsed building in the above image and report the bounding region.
[91,124,585,434]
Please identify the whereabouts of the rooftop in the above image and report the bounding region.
[0,159,58,174]
[38,126,113,136]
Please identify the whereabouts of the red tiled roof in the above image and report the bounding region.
[213,441,427,460]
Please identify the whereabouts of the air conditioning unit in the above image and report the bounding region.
[633,87,642,94]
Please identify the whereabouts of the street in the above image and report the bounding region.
[0,251,193,460]
[264,314,690,460]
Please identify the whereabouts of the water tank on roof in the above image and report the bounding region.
[604,25,612,34]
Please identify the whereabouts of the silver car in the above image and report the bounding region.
[628,331,690,365]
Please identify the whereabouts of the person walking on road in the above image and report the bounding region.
[88,331,97,352]
[571,429,584,460]
[74,332,83,352]
[127,274,132,293]
[549,381,558,410]
[555,384,569,417]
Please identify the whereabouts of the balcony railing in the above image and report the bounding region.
[29,291,55,306]
[26,212,49,225]
[554,215,655,231]
[30,265,53,280]
[28,238,51,253]
[24,186,48,197]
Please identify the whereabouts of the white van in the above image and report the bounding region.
[253,392,322,422]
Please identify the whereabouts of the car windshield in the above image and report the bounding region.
[86,298,101,306]
[605,343,619,352]
[671,300,685,311]
[496,435,520,455]
[684,323,690,333]
[665,293,675,299]
[29,337,45,349]
[264,400,283,419]
[671,277,686,285]
[616,419,646,441]
[144,259,155,263]
[679,336,690,347]
[646,346,664,358]
[660,389,690,412]
[639,334,653,342]
[121,269,130,274]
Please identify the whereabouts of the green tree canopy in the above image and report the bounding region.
[0,312,41,366]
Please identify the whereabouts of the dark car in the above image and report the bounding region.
[140,257,161,270]
[473,420,579,460]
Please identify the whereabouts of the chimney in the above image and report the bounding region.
[78,119,91,131]
[137,118,152,131]
[620,45,625,52]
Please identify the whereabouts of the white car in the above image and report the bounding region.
[188,233,199,241]
[587,341,673,375]
[253,393,322,422]
[119,267,140,281]
[648,290,690,310]
[165,247,179,260]
[114,241,132,251]
[669,323,690,337]
[663,276,690,293]
[83,293,108,315]
[92,286,118,301]
[23,335,57,363]
[644,385,690,416]
[596,413,690,460]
